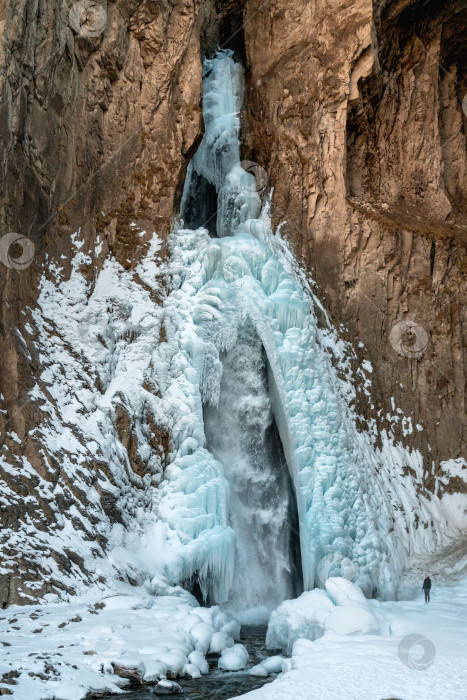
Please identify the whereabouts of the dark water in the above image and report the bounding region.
[121,626,274,700]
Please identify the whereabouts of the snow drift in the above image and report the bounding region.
[266,577,388,654]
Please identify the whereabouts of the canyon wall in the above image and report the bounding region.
[0,0,205,605]
[0,0,465,605]
[243,0,466,477]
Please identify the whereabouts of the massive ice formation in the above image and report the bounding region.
[23,50,456,609]
[266,577,387,655]
[158,50,405,604]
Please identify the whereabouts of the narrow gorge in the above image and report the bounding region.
[0,0,465,698]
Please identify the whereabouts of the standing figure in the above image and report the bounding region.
[422,574,432,603]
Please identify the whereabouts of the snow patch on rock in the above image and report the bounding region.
[218,643,249,671]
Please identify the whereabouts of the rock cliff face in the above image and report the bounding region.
[243,0,466,475]
[0,0,465,605]
[0,0,205,605]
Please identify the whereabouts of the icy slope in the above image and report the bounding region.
[0,231,172,599]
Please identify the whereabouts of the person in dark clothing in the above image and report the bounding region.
[422,574,432,603]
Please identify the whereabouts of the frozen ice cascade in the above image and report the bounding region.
[18,51,460,617]
[156,50,407,606]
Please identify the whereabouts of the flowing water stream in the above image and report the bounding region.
[119,626,274,699]
[204,321,302,611]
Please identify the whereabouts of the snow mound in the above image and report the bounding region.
[324,576,368,605]
[154,679,182,694]
[218,643,249,671]
[324,603,379,635]
[250,655,285,677]
[266,577,382,654]
[236,573,467,700]
[209,631,235,653]
[249,664,268,678]
[0,591,243,698]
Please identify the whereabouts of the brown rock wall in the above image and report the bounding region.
[0,0,206,605]
[243,0,466,471]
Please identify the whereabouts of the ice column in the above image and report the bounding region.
[181,51,261,237]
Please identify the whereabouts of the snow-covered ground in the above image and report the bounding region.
[235,548,467,700]
[0,583,242,699]
[2,554,467,699]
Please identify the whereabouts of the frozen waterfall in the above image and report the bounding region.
[180,52,261,238]
[180,51,301,609]
[204,320,302,610]
[157,50,404,607]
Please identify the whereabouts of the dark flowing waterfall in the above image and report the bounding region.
[204,321,302,612]
[177,50,304,611]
